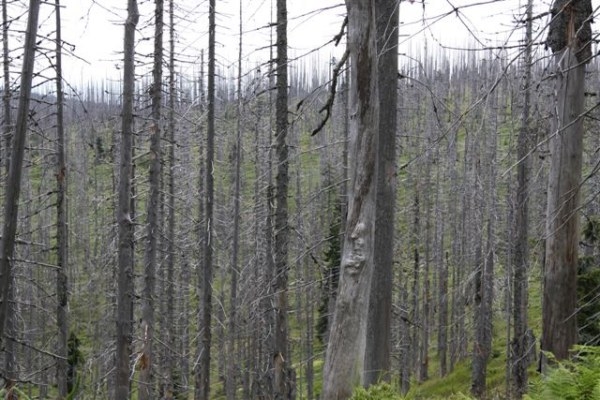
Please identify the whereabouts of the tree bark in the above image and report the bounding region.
[115,0,139,398]
[0,0,40,352]
[54,0,69,396]
[196,0,216,398]
[273,0,293,398]
[226,3,243,398]
[2,0,10,173]
[322,0,379,397]
[365,0,398,385]
[542,0,591,364]
[139,0,163,397]
[512,0,532,395]
[165,0,177,395]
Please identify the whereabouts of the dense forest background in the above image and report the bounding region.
[0,0,599,399]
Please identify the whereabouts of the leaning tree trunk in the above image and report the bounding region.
[115,0,139,398]
[364,0,398,386]
[139,0,163,397]
[0,0,40,350]
[322,0,379,398]
[54,0,69,397]
[542,0,592,364]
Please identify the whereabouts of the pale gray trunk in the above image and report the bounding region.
[542,0,591,363]
[115,0,139,398]
[322,0,379,397]
[365,0,398,385]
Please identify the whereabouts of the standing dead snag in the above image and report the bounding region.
[322,0,379,398]
[0,0,40,354]
[542,0,592,365]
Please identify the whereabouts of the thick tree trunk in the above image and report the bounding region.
[322,0,379,397]
[365,0,398,385]
[0,0,40,352]
[54,1,69,396]
[542,0,591,364]
[139,0,163,397]
[115,1,139,398]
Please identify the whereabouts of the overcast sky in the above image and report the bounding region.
[48,0,596,84]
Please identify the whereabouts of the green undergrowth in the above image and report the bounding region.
[351,382,476,400]
[526,347,600,400]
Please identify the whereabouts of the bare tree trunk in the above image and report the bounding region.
[165,0,177,395]
[2,0,10,172]
[365,0,398,385]
[471,62,498,399]
[54,1,69,396]
[0,0,40,351]
[139,0,163,397]
[226,3,243,398]
[194,49,206,400]
[273,0,293,398]
[322,0,379,397]
[196,0,216,398]
[436,175,448,377]
[512,0,532,395]
[115,1,139,398]
[542,0,591,364]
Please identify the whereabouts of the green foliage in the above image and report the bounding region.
[583,216,600,244]
[316,200,342,344]
[526,347,600,400]
[67,331,84,396]
[350,383,404,400]
[350,383,478,400]
[577,267,600,345]
[578,215,600,345]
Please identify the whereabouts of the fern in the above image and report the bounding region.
[527,346,600,400]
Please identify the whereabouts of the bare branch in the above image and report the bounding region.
[311,49,349,137]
